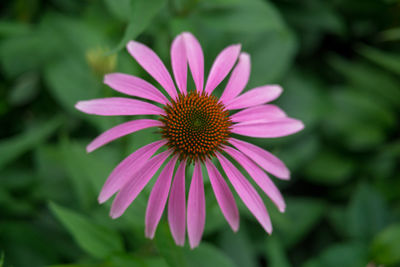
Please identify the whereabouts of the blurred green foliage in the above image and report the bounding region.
[1,0,400,266]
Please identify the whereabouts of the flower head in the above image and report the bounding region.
[75,32,304,248]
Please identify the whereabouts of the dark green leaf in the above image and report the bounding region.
[49,202,124,259]
[370,224,400,266]
[113,0,166,51]
[303,243,368,267]
[359,45,400,76]
[0,116,62,170]
[346,183,389,241]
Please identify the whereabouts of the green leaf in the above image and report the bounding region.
[272,198,326,248]
[103,0,131,20]
[113,0,166,51]
[265,235,291,267]
[347,183,389,241]
[304,149,355,185]
[303,243,368,267]
[198,0,284,33]
[0,116,62,170]
[0,251,4,267]
[44,57,101,113]
[49,202,124,259]
[358,45,400,76]
[155,223,237,267]
[58,139,118,208]
[370,224,400,266]
[219,228,257,267]
[329,56,400,108]
[8,71,40,106]
[0,21,31,36]
[280,70,328,128]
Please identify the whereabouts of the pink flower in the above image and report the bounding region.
[75,32,304,248]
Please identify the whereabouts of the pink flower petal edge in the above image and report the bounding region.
[75,97,165,116]
[145,155,178,239]
[225,85,283,110]
[182,32,204,93]
[110,150,171,219]
[223,146,286,212]
[104,73,168,105]
[87,119,163,153]
[98,140,166,203]
[216,153,272,234]
[187,161,206,249]
[231,118,304,138]
[168,159,187,246]
[204,44,241,94]
[229,138,290,180]
[220,53,251,104]
[205,159,239,232]
[230,105,287,123]
[171,34,187,95]
[127,41,177,100]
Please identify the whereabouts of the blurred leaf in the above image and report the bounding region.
[49,202,124,259]
[280,71,328,128]
[245,29,297,85]
[304,149,355,185]
[0,29,61,77]
[0,251,3,267]
[219,228,257,267]
[346,183,389,241]
[273,198,326,248]
[44,57,101,113]
[0,21,31,36]
[277,134,319,171]
[330,56,400,108]
[0,116,61,170]
[325,88,396,150]
[359,45,400,76]
[113,0,166,51]
[303,243,368,267]
[265,235,291,267]
[8,71,40,106]
[155,223,237,267]
[370,224,400,266]
[379,27,400,42]
[198,0,284,33]
[103,0,131,20]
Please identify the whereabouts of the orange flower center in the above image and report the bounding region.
[160,91,232,162]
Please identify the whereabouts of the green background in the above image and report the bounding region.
[1,0,400,266]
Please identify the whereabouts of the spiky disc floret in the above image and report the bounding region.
[160,91,232,162]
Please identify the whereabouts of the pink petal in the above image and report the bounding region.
[145,155,178,239]
[75,97,165,116]
[187,161,206,249]
[229,138,290,180]
[168,159,187,246]
[127,41,178,99]
[98,140,166,203]
[171,34,187,94]
[231,118,304,138]
[225,85,283,110]
[220,53,251,104]
[230,105,287,123]
[110,150,171,218]
[205,159,239,232]
[104,73,168,105]
[87,119,163,153]
[223,146,285,212]
[216,153,272,234]
[182,32,204,93]
[204,44,241,94]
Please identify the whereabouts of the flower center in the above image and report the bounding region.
[160,91,232,162]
